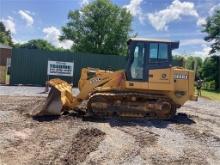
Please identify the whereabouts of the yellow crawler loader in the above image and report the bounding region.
[33,38,197,119]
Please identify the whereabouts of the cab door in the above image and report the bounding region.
[125,41,149,89]
[147,42,173,90]
[126,41,147,81]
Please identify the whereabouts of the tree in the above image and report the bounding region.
[203,9,220,54]
[17,39,56,51]
[60,0,132,55]
[0,22,13,46]
[185,56,203,77]
[201,56,219,90]
[172,55,185,67]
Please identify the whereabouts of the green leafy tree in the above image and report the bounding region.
[201,56,219,90]
[172,55,185,67]
[185,56,203,77]
[60,0,132,55]
[17,39,56,51]
[0,22,13,46]
[185,56,195,70]
[203,9,220,54]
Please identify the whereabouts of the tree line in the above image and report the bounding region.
[0,0,219,90]
[173,55,220,91]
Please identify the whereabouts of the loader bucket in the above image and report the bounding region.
[32,79,77,117]
[32,87,63,116]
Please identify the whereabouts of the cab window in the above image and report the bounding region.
[149,43,158,59]
[149,43,168,62]
[158,43,168,59]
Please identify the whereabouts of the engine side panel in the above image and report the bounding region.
[124,67,196,106]
[148,68,174,91]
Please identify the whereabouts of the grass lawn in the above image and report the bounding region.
[201,90,220,101]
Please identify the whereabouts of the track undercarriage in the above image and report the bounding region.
[87,91,177,119]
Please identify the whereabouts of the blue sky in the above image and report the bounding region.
[1,0,220,56]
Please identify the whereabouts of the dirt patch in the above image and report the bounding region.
[171,123,220,146]
[63,128,105,165]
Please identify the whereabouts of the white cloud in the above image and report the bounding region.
[194,44,211,58]
[209,3,220,16]
[24,10,32,15]
[13,38,27,44]
[80,0,90,7]
[18,10,34,26]
[1,16,16,34]
[196,17,206,26]
[174,44,211,59]
[180,39,213,58]
[147,0,199,31]
[123,0,145,23]
[123,0,143,16]
[181,39,207,46]
[43,26,73,49]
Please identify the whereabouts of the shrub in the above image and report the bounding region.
[202,80,216,91]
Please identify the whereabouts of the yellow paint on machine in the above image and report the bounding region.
[125,67,196,106]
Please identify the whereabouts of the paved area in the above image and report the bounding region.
[0,86,79,97]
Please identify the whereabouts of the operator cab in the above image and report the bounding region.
[126,38,179,81]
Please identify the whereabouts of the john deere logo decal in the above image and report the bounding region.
[160,73,168,80]
[162,74,167,79]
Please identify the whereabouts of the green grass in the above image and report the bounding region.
[201,90,220,101]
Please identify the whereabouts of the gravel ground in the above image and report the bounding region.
[0,86,79,97]
[0,86,220,165]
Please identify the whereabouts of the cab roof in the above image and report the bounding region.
[128,37,176,43]
[127,37,179,49]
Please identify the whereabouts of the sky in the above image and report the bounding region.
[0,0,220,57]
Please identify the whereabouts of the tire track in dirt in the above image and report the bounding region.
[118,126,159,147]
[116,125,161,164]
[150,148,209,165]
[172,124,220,146]
[169,119,220,147]
[184,104,220,118]
[189,114,220,127]
[62,128,105,165]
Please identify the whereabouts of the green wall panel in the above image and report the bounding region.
[10,49,126,86]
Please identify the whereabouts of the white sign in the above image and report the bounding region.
[47,61,74,76]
